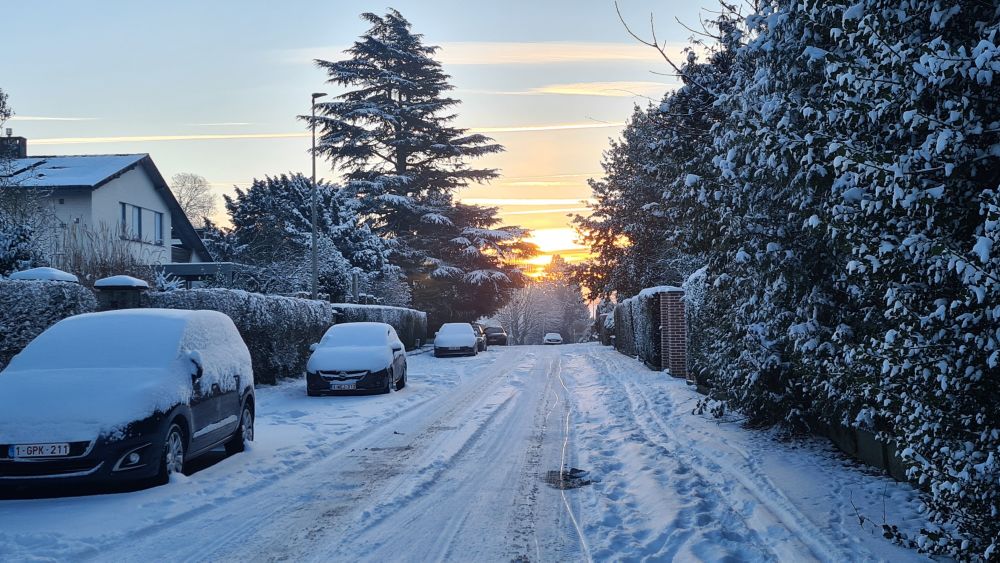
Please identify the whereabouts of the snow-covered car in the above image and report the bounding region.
[472,323,489,352]
[543,332,563,345]
[484,326,508,346]
[0,309,255,490]
[306,322,407,396]
[434,323,479,357]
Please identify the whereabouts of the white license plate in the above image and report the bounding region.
[10,443,71,458]
[330,383,355,390]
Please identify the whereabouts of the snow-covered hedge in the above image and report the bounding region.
[331,303,427,350]
[146,289,333,385]
[0,279,97,370]
[613,287,679,368]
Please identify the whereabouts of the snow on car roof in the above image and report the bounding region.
[5,309,218,371]
[8,266,79,282]
[439,323,474,333]
[320,322,393,347]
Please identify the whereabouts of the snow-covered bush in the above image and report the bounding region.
[577,1,998,556]
[0,279,97,369]
[613,286,678,367]
[146,289,333,385]
[331,303,427,350]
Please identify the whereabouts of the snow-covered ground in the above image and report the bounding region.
[0,344,927,562]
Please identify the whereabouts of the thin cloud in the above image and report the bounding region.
[30,122,621,146]
[466,81,675,98]
[187,122,254,127]
[9,115,98,121]
[462,198,594,206]
[31,132,309,145]
[282,41,681,66]
[532,81,674,97]
[470,122,623,133]
[503,207,591,216]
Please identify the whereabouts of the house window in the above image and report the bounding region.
[153,212,164,245]
[120,203,127,236]
[132,205,142,240]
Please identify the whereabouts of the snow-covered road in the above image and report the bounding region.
[0,344,927,562]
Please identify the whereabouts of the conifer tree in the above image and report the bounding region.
[311,9,530,323]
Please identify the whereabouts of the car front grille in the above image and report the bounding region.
[319,370,367,381]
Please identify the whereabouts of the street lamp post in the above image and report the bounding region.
[310,92,328,300]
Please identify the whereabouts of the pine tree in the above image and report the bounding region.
[221,173,388,300]
[311,9,529,323]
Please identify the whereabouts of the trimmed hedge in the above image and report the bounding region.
[331,303,427,350]
[613,286,682,369]
[0,280,97,370]
[146,289,333,385]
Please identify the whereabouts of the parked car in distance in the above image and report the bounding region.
[434,323,479,357]
[472,323,489,352]
[543,332,564,345]
[306,322,407,396]
[484,326,508,346]
[0,309,255,491]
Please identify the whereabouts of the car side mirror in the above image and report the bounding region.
[309,343,319,353]
[391,342,403,352]
[187,350,204,382]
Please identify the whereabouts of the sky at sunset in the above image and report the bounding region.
[4,0,714,265]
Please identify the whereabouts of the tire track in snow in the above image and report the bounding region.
[91,348,532,563]
[586,347,867,563]
[554,354,593,563]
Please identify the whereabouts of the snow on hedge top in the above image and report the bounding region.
[637,285,683,298]
[8,267,78,282]
[94,275,150,288]
[0,308,252,443]
[6,155,146,188]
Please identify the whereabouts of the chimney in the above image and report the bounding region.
[1,130,27,159]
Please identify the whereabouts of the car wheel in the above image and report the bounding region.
[225,404,254,455]
[157,423,186,484]
[396,364,407,390]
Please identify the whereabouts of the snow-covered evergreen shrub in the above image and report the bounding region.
[146,289,333,385]
[0,280,97,369]
[613,286,676,367]
[578,1,998,555]
[331,303,427,350]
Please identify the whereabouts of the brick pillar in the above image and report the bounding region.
[659,290,687,378]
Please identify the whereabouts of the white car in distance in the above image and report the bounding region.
[543,332,564,345]
[434,323,480,357]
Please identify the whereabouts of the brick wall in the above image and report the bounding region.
[659,290,687,379]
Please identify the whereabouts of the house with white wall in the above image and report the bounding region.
[1,137,211,267]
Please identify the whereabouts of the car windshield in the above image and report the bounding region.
[6,311,185,371]
[484,327,504,334]
[320,323,389,347]
[439,323,474,335]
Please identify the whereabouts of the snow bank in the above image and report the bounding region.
[9,267,78,283]
[0,279,97,370]
[331,303,427,350]
[94,275,150,288]
[147,289,332,384]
